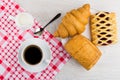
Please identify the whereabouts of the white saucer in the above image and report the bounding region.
[18,38,52,72]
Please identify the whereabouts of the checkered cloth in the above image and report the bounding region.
[0,0,70,80]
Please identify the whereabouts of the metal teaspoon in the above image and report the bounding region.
[34,13,61,35]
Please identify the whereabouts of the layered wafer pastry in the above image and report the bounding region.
[90,11,117,46]
[53,4,90,38]
[64,35,102,70]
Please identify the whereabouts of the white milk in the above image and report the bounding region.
[16,13,34,26]
[10,12,34,30]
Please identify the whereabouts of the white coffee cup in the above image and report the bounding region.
[9,12,34,30]
[18,38,52,72]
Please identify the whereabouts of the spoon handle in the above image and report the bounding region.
[34,13,61,35]
[43,13,61,29]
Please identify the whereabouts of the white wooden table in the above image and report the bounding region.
[15,0,120,80]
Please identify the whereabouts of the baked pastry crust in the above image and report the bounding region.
[90,11,117,46]
[64,35,102,70]
[53,4,90,38]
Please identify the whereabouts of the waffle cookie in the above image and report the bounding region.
[90,11,117,46]
[64,35,102,70]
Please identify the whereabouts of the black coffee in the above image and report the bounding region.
[23,45,42,65]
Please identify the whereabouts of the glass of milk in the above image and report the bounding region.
[9,12,34,30]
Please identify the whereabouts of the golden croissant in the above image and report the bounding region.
[54,4,90,38]
[64,35,102,70]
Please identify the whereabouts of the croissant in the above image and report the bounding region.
[54,4,90,38]
[64,35,102,70]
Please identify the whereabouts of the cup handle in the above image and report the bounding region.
[9,15,15,20]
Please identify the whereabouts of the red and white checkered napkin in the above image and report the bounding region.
[0,0,70,80]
